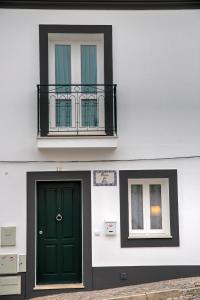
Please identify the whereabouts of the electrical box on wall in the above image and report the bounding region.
[104,221,117,236]
[19,255,26,273]
[1,227,16,246]
[0,254,17,274]
[0,276,21,296]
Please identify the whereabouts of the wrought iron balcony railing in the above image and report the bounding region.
[37,84,117,137]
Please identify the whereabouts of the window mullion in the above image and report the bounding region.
[71,42,80,84]
[71,42,81,129]
[143,183,150,233]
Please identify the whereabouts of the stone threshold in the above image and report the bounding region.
[34,283,84,290]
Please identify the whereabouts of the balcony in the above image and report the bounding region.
[37,84,118,149]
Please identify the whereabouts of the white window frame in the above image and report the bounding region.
[128,178,171,239]
[48,33,105,134]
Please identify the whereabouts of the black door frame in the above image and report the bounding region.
[26,171,92,299]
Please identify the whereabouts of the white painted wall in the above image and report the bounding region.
[1,8,200,268]
[0,158,200,266]
[0,9,200,160]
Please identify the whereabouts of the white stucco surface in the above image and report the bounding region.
[0,158,200,266]
[0,9,200,160]
[0,8,200,269]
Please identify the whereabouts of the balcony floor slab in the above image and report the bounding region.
[37,136,118,149]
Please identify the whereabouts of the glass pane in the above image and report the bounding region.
[56,100,72,127]
[150,184,162,229]
[55,45,71,93]
[131,185,144,230]
[81,45,97,93]
[81,99,98,127]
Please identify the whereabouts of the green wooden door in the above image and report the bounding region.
[37,181,82,284]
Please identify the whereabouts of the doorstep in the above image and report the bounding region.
[34,283,85,290]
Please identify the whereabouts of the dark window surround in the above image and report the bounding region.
[39,25,113,136]
[1,0,200,9]
[120,169,179,247]
[26,171,92,299]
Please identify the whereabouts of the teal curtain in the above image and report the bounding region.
[81,45,97,126]
[81,45,97,93]
[56,100,72,127]
[55,45,71,93]
[81,99,97,127]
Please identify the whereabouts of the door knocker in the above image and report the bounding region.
[56,213,63,222]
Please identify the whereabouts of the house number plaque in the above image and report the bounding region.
[93,170,117,186]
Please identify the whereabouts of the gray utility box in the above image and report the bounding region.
[0,276,21,296]
[19,255,26,273]
[0,254,17,274]
[1,227,16,246]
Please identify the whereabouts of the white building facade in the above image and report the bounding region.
[0,1,200,299]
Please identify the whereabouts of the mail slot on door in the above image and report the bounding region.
[104,221,116,236]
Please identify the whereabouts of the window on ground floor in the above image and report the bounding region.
[128,178,171,238]
[120,170,179,247]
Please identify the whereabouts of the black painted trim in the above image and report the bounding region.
[93,266,200,290]
[120,169,179,247]
[2,266,200,298]
[26,171,92,299]
[0,273,26,300]
[39,25,113,136]
[39,27,49,136]
[1,0,200,9]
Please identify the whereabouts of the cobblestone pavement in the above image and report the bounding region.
[31,277,200,300]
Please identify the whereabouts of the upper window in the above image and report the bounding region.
[48,33,104,132]
[120,170,179,247]
[38,25,116,137]
[48,33,104,88]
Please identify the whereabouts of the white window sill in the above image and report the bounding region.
[128,234,172,239]
[37,136,118,149]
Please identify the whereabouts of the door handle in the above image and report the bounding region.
[56,213,63,222]
[38,230,43,235]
